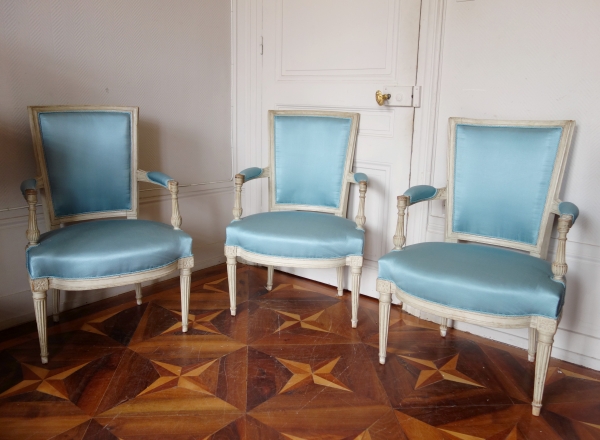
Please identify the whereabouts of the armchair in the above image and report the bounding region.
[225,110,367,327]
[377,118,577,416]
[23,106,194,364]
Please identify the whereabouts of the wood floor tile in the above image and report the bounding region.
[1,264,599,439]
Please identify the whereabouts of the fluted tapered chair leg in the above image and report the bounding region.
[528,327,538,362]
[350,264,362,328]
[32,289,49,364]
[225,247,238,316]
[180,268,191,332]
[266,266,274,291]
[135,283,143,305]
[51,289,60,322]
[336,266,344,297]
[532,329,555,415]
[379,290,391,364]
[440,317,448,337]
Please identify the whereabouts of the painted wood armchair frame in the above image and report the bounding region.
[24,106,193,364]
[377,118,576,415]
[225,110,367,327]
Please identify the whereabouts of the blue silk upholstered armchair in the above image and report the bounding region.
[225,110,368,327]
[376,118,578,416]
[22,106,194,364]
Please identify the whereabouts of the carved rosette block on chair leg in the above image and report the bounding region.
[336,266,344,297]
[266,266,274,291]
[377,280,392,364]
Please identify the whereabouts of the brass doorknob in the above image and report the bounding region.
[375,90,391,106]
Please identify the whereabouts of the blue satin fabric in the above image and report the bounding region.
[351,172,368,183]
[274,115,351,208]
[453,124,563,245]
[38,111,132,217]
[20,178,37,195]
[559,201,579,224]
[226,211,364,259]
[404,185,437,205]
[27,220,192,280]
[378,242,565,318]
[239,167,263,182]
[147,171,174,188]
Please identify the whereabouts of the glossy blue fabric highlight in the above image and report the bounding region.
[226,211,364,259]
[378,242,565,318]
[147,171,173,188]
[351,172,368,183]
[404,185,437,205]
[20,179,37,195]
[453,124,563,245]
[27,220,192,279]
[559,201,579,224]
[239,167,263,182]
[38,111,132,217]
[274,115,351,208]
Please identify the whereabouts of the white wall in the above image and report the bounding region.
[0,0,233,329]
[418,0,600,369]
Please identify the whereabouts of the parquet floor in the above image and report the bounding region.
[1,264,599,439]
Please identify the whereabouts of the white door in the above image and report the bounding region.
[260,0,422,297]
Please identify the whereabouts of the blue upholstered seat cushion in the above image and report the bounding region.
[27,220,192,280]
[378,242,565,318]
[226,211,364,259]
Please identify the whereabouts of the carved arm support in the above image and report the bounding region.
[347,173,368,230]
[137,170,181,229]
[20,178,40,247]
[393,185,447,250]
[551,201,579,281]
[233,167,270,221]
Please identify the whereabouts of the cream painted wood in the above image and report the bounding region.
[378,118,577,415]
[135,283,143,306]
[266,266,274,291]
[336,267,344,297]
[24,106,194,363]
[226,110,366,327]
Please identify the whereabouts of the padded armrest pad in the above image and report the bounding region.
[147,171,175,188]
[404,185,437,205]
[559,201,579,224]
[20,178,37,196]
[350,172,368,184]
[239,167,263,182]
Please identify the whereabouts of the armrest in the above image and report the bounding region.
[347,173,368,230]
[233,166,270,220]
[393,186,447,250]
[20,179,40,247]
[558,201,579,224]
[404,185,438,205]
[137,170,181,229]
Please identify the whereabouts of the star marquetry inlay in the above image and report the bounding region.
[138,358,220,397]
[0,362,89,399]
[273,309,327,333]
[399,354,483,389]
[277,356,351,393]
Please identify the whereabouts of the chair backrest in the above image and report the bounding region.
[268,110,359,217]
[28,106,139,228]
[445,118,575,257]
